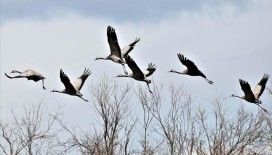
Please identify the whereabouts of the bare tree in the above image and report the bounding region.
[92,78,132,155]
[58,78,134,155]
[143,85,195,155]
[137,84,272,155]
[137,86,159,155]
[195,100,270,155]
[2,80,271,155]
[0,103,61,155]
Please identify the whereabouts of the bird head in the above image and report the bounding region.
[208,80,214,84]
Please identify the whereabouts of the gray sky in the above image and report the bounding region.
[1,0,249,23]
[1,0,272,147]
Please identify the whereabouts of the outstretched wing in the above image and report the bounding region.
[145,63,156,77]
[60,69,76,93]
[121,38,140,57]
[239,79,255,100]
[125,55,145,78]
[73,68,92,91]
[107,26,122,58]
[178,53,199,71]
[253,74,269,99]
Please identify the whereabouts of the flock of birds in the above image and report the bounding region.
[4,26,271,113]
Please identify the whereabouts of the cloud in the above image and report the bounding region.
[1,0,250,23]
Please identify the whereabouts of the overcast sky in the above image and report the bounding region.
[1,0,272,143]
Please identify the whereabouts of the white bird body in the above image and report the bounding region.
[109,54,124,63]
[20,69,42,77]
[95,26,140,74]
[51,68,91,102]
[5,69,46,89]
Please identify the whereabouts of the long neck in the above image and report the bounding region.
[231,94,244,99]
[51,90,64,93]
[95,57,107,60]
[170,70,183,74]
[117,74,131,78]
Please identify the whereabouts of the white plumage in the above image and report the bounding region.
[5,69,46,89]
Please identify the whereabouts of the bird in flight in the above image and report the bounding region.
[169,53,213,84]
[5,69,46,89]
[95,25,140,74]
[51,68,91,102]
[231,74,270,113]
[116,55,156,93]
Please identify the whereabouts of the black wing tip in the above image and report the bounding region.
[258,73,270,86]
[263,73,270,80]
[107,25,115,33]
[239,79,248,85]
[135,37,141,43]
[83,67,92,76]
[148,63,156,69]
[177,53,185,60]
[107,25,113,29]
[60,68,67,77]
